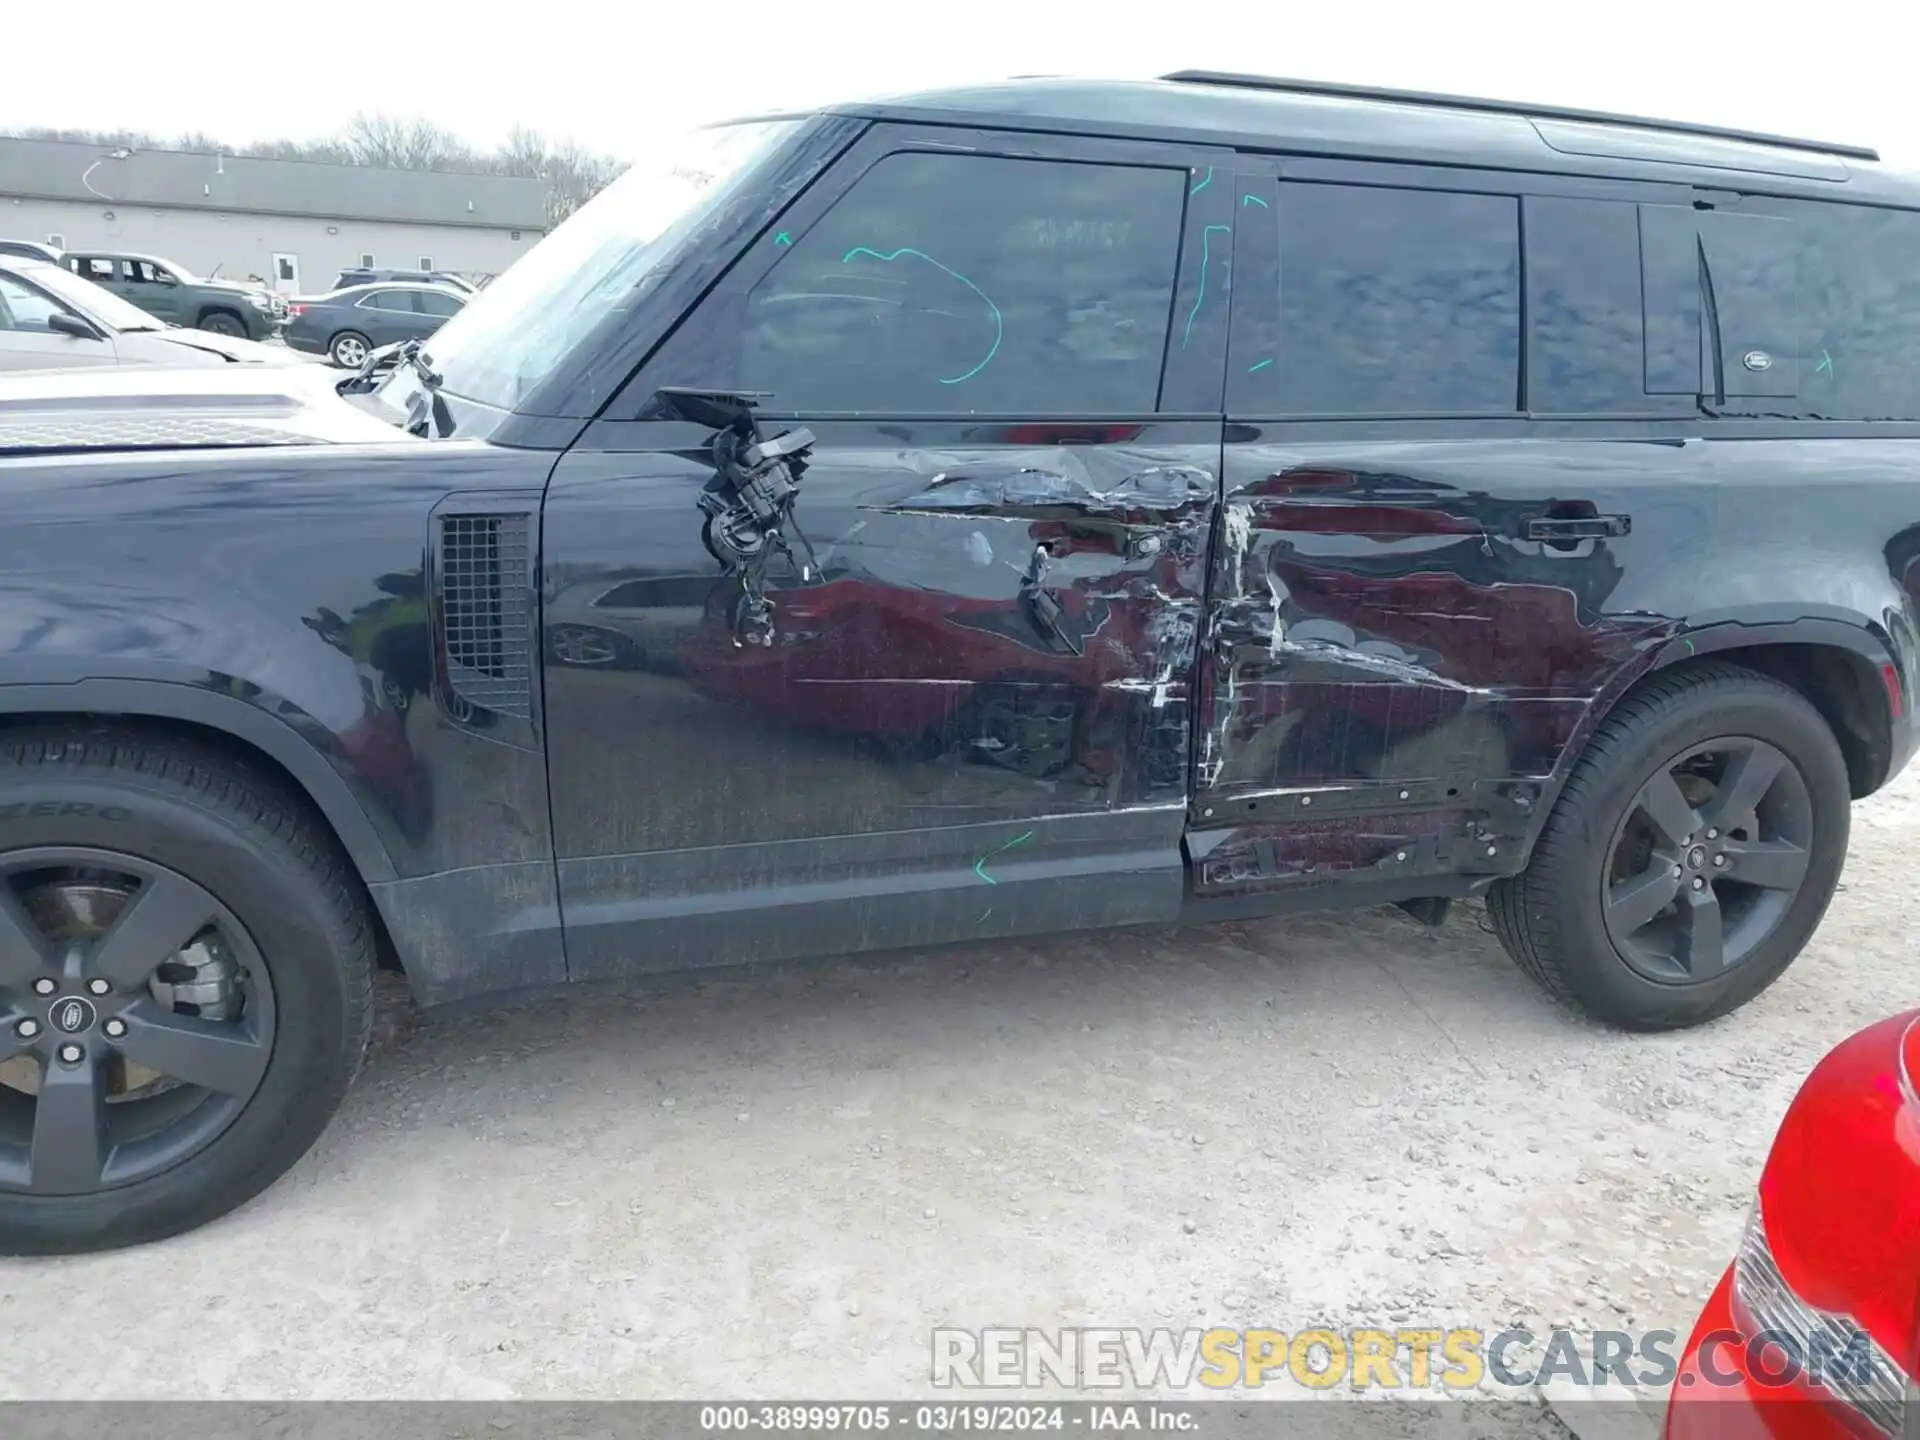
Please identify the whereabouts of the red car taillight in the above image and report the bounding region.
[1735,1012,1920,1435]
[287,303,308,318]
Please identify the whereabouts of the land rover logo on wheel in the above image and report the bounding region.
[50,997,95,1034]
[1743,349,1774,372]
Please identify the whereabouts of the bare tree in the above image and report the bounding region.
[341,113,478,172]
[497,125,627,224]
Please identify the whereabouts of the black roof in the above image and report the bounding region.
[830,73,1920,207]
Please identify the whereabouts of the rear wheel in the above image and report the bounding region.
[1488,663,1850,1030]
[329,331,370,368]
[0,728,373,1253]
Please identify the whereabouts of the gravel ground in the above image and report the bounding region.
[0,768,1913,1417]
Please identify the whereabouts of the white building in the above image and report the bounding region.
[0,136,547,295]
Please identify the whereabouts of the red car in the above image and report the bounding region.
[1667,1010,1919,1439]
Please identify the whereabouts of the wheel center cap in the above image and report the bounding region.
[49,996,96,1035]
[1686,845,1709,870]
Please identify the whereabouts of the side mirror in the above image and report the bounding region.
[47,312,102,341]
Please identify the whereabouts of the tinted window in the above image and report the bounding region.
[1525,197,1647,413]
[1233,183,1520,415]
[359,290,414,312]
[1784,201,1920,420]
[80,257,115,281]
[0,275,60,331]
[417,290,463,317]
[716,153,1186,414]
[1700,211,1798,399]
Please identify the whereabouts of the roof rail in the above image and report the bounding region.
[1159,71,1880,163]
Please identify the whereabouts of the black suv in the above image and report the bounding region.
[0,72,1915,1253]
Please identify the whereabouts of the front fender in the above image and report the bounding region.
[0,671,397,883]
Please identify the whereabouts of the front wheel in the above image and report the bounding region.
[0,728,374,1252]
[196,310,245,337]
[1488,663,1851,1031]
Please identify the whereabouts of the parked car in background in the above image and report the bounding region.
[283,282,466,367]
[0,257,300,372]
[62,251,284,339]
[0,240,62,265]
[1666,1009,1917,1439]
[331,267,476,294]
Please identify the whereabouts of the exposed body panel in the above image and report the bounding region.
[1194,433,1707,897]
[542,418,1218,978]
[1191,431,1920,903]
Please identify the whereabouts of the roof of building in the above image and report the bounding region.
[833,73,1920,208]
[0,135,547,231]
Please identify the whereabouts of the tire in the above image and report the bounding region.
[196,310,246,337]
[329,331,371,369]
[1487,662,1850,1031]
[0,727,373,1253]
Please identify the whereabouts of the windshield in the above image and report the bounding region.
[419,116,804,413]
[30,261,175,331]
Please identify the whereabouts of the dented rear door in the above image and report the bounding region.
[1191,162,1711,903]
[543,124,1234,980]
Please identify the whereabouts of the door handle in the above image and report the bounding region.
[1019,543,1083,656]
[1525,514,1630,541]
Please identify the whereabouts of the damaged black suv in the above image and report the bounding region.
[0,72,1916,1252]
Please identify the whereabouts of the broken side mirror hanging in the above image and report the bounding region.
[648,388,820,648]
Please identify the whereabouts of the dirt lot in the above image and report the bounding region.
[0,768,1913,1414]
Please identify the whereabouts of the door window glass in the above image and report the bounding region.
[1525,196,1648,413]
[1231,182,1521,415]
[0,276,61,331]
[710,152,1187,414]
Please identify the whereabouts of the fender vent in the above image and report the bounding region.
[436,512,532,719]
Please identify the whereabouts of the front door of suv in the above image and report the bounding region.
[542,123,1234,980]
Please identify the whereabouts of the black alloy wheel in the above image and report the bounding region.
[1601,738,1814,983]
[0,852,276,1195]
[1487,663,1850,1030]
[0,728,373,1253]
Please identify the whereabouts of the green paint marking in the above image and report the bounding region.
[1684,639,1696,655]
[1182,225,1231,350]
[774,231,792,246]
[973,830,1034,886]
[1246,358,1274,373]
[1189,167,1214,196]
[1241,193,1269,209]
[1817,348,1834,377]
[841,245,1002,384]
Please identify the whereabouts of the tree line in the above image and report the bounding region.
[8,114,629,226]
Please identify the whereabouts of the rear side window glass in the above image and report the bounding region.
[1785,201,1920,420]
[691,152,1188,414]
[1525,197,1648,413]
[1231,182,1520,415]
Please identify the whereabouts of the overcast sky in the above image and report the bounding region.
[6,0,1915,164]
